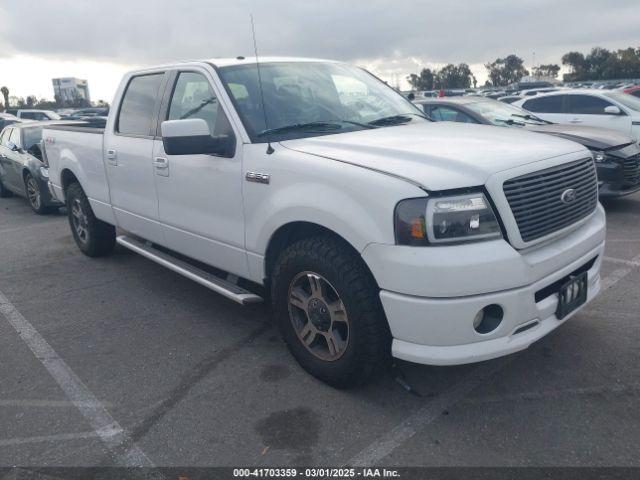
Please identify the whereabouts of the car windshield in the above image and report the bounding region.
[22,126,43,151]
[218,61,427,142]
[604,91,640,112]
[465,99,549,126]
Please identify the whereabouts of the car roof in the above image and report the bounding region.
[414,96,487,106]
[128,57,341,74]
[9,120,73,129]
[18,109,56,113]
[127,57,345,76]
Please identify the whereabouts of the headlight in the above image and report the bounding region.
[39,166,49,178]
[395,193,502,246]
[591,151,606,163]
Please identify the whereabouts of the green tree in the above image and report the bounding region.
[532,64,560,78]
[435,63,475,89]
[407,63,475,90]
[484,55,529,87]
[0,87,9,110]
[407,68,435,90]
[562,46,640,81]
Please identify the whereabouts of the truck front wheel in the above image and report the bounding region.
[66,182,116,257]
[271,235,391,388]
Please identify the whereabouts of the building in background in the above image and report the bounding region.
[52,77,91,107]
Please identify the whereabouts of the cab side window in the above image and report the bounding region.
[167,71,235,156]
[117,73,164,136]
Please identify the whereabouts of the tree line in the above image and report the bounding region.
[0,86,108,111]
[407,46,640,90]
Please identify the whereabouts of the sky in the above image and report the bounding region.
[0,0,638,103]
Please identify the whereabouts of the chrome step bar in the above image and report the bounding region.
[116,235,263,305]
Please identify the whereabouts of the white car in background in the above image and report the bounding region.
[513,90,640,141]
[16,109,62,121]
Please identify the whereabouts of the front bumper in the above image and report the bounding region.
[596,148,640,198]
[362,205,606,366]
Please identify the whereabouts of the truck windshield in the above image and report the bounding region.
[217,61,428,142]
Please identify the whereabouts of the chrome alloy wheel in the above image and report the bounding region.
[26,175,41,210]
[71,198,89,244]
[288,271,350,361]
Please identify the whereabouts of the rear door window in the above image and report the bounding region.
[522,95,565,113]
[117,73,164,136]
[566,95,614,115]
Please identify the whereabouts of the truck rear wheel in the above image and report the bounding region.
[271,235,391,388]
[66,182,116,257]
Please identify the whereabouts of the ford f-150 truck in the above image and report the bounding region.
[43,58,606,388]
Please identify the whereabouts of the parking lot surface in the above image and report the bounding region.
[0,193,639,468]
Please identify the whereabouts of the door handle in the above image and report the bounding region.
[569,118,582,124]
[106,149,118,166]
[154,157,169,177]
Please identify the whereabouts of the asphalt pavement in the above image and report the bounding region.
[0,192,638,469]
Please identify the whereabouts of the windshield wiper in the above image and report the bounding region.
[511,113,551,124]
[257,121,344,137]
[495,118,526,126]
[257,120,374,138]
[368,113,429,127]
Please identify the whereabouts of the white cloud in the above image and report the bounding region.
[0,0,637,100]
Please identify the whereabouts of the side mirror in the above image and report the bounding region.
[6,141,19,152]
[161,119,235,157]
[604,105,622,115]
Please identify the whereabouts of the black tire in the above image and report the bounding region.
[66,182,116,257]
[271,235,391,388]
[24,173,52,215]
[0,176,12,198]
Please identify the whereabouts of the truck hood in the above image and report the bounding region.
[281,122,586,191]
[523,123,633,151]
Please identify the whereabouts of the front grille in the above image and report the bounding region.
[503,158,598,242]
[623,153,640,187]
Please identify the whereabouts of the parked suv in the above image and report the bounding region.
[513,90,640,141]
[43,58,605,387]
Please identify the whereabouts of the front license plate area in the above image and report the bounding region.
[556,272,588,320]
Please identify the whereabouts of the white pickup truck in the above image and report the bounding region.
[43,58,606,387]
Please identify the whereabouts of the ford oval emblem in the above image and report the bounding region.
[561,188,577,204]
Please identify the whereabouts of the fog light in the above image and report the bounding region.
[473,304,504,334]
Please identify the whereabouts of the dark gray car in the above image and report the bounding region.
[0,122,63,213]
[415,96,640,198]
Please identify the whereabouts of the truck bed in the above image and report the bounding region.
[43,120,110,217]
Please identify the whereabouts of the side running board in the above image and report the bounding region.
[116,235,263,305]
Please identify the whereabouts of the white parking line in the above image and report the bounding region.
[348,257,640,466]
[0,399,113,408]
[348,358,511,466]
[0,432,102,447]
[0,290,154,467]
[603,255,640,268]
[601,253,640,291]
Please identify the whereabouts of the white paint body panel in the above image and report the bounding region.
[43,59,606,367]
